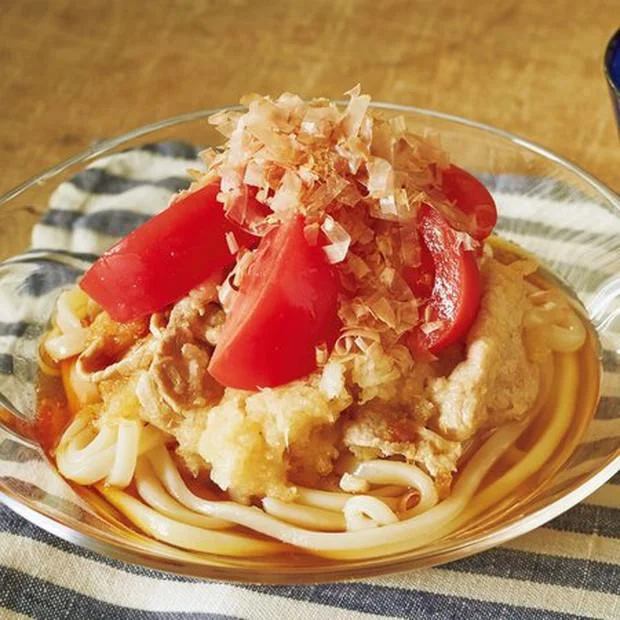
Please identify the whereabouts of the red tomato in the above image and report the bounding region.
[80,184,262,322]
[407,205,481,355]
[441,165,497,240]
[208,215,341,390]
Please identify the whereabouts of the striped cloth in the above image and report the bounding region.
[0,142,619,620]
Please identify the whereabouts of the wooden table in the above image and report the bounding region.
[0,0,618,194]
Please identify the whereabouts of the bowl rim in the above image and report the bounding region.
[1,450,618,583]
[0,102,619,583]
[1,101,618,206]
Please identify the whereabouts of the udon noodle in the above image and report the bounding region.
[38,245,598,561]
[35,88,600,562]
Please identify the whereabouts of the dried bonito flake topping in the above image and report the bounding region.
[201,86,452,229]
[193,86,468,349]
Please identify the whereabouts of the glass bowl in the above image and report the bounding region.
[0,103,618,583]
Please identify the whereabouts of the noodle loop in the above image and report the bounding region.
[525,290,586,353]
[344,496,399,530]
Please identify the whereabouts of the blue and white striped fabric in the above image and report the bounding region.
[0,142,619,619]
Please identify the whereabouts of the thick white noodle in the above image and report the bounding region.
[295,487,353,512]
[37,344,61,376]
[339,473,370,494]
[142,421,524,555]
[107,420,142,488]
[525,292,586,353]
[56,419,169,486]
[134,459,234,530]
[55,289,86,333]
[67,361,99,407]
[64,425,117,463]
[56,422,117,483]
[45,328,89,361]
[548,313,586,353]
[51,270,582,558]
[295,486,399,512]
[57,443,116,485]
[262,497,346,532]
[58,414,89,444]
[343,496,399,531]
[37,352,61,377]
[99,484,287,557]
[353,460,439,515]
[370,485,405,498]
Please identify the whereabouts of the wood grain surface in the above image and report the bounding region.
[0,0,618,195]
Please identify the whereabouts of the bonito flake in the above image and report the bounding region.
[194,86,473,352]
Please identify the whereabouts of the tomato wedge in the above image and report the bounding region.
[208,215,341,390]
[441,165,497,240]
[80,184,262,322]
[407,205,481,355]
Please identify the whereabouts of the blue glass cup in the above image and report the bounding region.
[605,29,620,135]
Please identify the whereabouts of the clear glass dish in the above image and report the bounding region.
[0,103,618,583]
